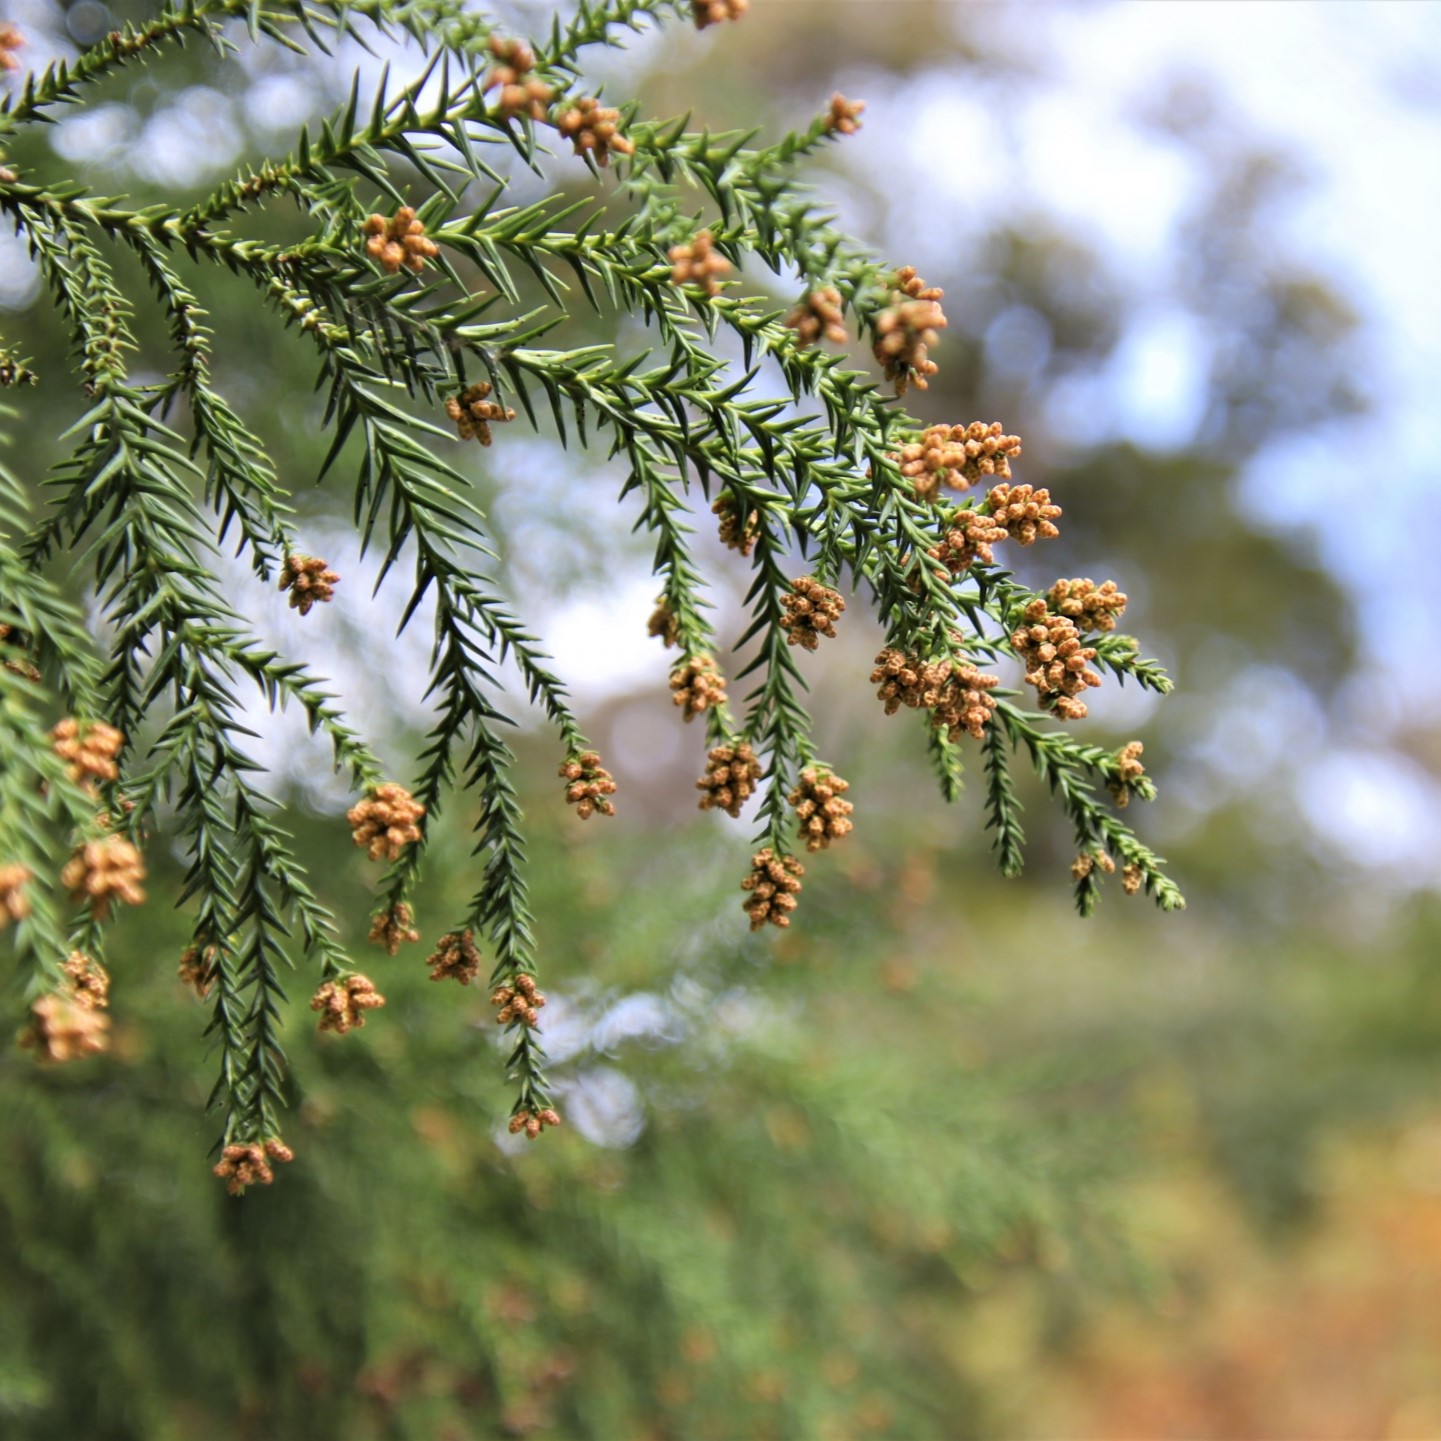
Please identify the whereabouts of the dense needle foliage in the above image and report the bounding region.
[0,0,1181,1186]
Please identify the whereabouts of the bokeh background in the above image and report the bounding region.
[3,1,1441,1436]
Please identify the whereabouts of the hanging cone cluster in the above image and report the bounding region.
[362,207,439,274]
[311,974,387,1034]
[50,718,123,788]
[347,783,425,861]
[984,483,1061,545]
[559,751,617,818]
[213,1138,294,1196]
[1011,599,1103,720]
[696,741,762,818]
[784,286,848,346]
[491,972,546,1027]
[555,97,634,165]
[445,382,516,445]
[483,35,553,121]
[872,268,946,395]
[669,656,727,721]
[279,554,339,615]
[427,929,482,985]
[788,768,854,852]
[61,835,146,917]
[1047,577,1127,633]
[779,577,845,651]
[895,422,1021,503]
[741,847,804,930]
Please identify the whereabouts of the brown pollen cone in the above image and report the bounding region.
[985,483,1061,545]
[362,206,440,275]
[178,943,221,998]
[427,928,482,984]
[779,576,845,651]
[509,1106,562,1139]
[369,901,421,955]
[61,951,109,1010]
[19,993,109,1062]
[1108,740,1146,808]
[1048,577,1127,633]
[713,492,760,555]
[788,767,854,851]
[51,718,124,788]
[697,740,762,818]
[554,97,634,165]
[0,862,31,927]
[560,751,617,819]
[1010,598,1102,721]
[928,508,1009,574]
[279,554,340,615]
[669,230,732,298]
[483,35,554,121]
[0,24,23,73]
[647,597,681,648]
[872,268,946,395]
[491,971,546,1028]
[212,1138,294,1196]
[741,847,804,931]
[669,655,726,722]
[311,974,386,1034]
[824,94,864,135]
[784,286,848,346]
[693,0,748,26]
[894,422,1021,503]
[930,663,1000,740]
[445,381,516,446]
[61,835,146,916]
[347,783,425,861]
[870,648,998,738]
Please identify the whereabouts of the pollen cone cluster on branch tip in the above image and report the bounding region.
[427,928,482,984]
[930,662,1000,740]
[509,1106,562,1139]
[19,993,109,1062]
[713,492,759,555]
[1071,850,1115,881]
[985,483,1061,545]
[278,553,339,615]
[50,717,123,788]
[928,508,1009,575]
[369,901,421,955]
[1011,598,1102,721]
[895,422,1022,504]
[483,35,553,121]
[1048,577,1127,633]
[869,648,999,738]
[1108,740,1146,808]
[491,972,546,1027]
[788,768,854,852]
[178,943,220,998]
[311,974,385,1034]
[647,597,680,648]
[560,751,617,819]
[824,93,864,135]
[0,862,31,927]
[0,23,23,73]
[1122,863,1145,895]
[670,655,726,722]
[445,381,515,446]
[212,1138,293,1196]
[555,97,634,166]
[669,230,731,298]
[697,740,761,818]
[873,267,945,395]
[62,950,110,1010]
[784,286,848,347]
[61,835,146,917]
[692,0,747,28]
[347,783,425,861]
[362,206,440,275]
[741,847,804,931]
[779,577,845,651]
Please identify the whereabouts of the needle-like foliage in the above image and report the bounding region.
[0,0,1182,1189]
